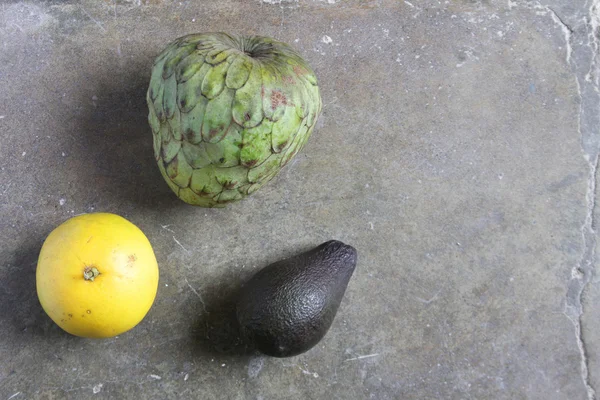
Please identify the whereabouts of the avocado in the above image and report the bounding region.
[236,240,358,357]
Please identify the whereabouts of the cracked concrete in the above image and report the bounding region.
[540,0,600,399]
[1,0,599,399]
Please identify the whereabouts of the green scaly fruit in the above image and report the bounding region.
[147,33,322,207]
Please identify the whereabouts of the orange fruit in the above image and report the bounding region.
[36,213,159,338]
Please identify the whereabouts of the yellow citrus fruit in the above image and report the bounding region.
[36,213,159,338]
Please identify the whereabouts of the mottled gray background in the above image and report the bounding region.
[1,0,599,399]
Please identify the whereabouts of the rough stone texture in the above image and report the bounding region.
[0,0,598,399]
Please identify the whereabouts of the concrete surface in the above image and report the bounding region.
[0,0,599,398]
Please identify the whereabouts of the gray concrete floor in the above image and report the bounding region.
[0,0,599,398]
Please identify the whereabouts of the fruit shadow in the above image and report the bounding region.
[0,235,74,342]
[190,271,258,360]
[72,63,185,212]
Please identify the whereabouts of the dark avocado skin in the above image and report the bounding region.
[236,240,358,357]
